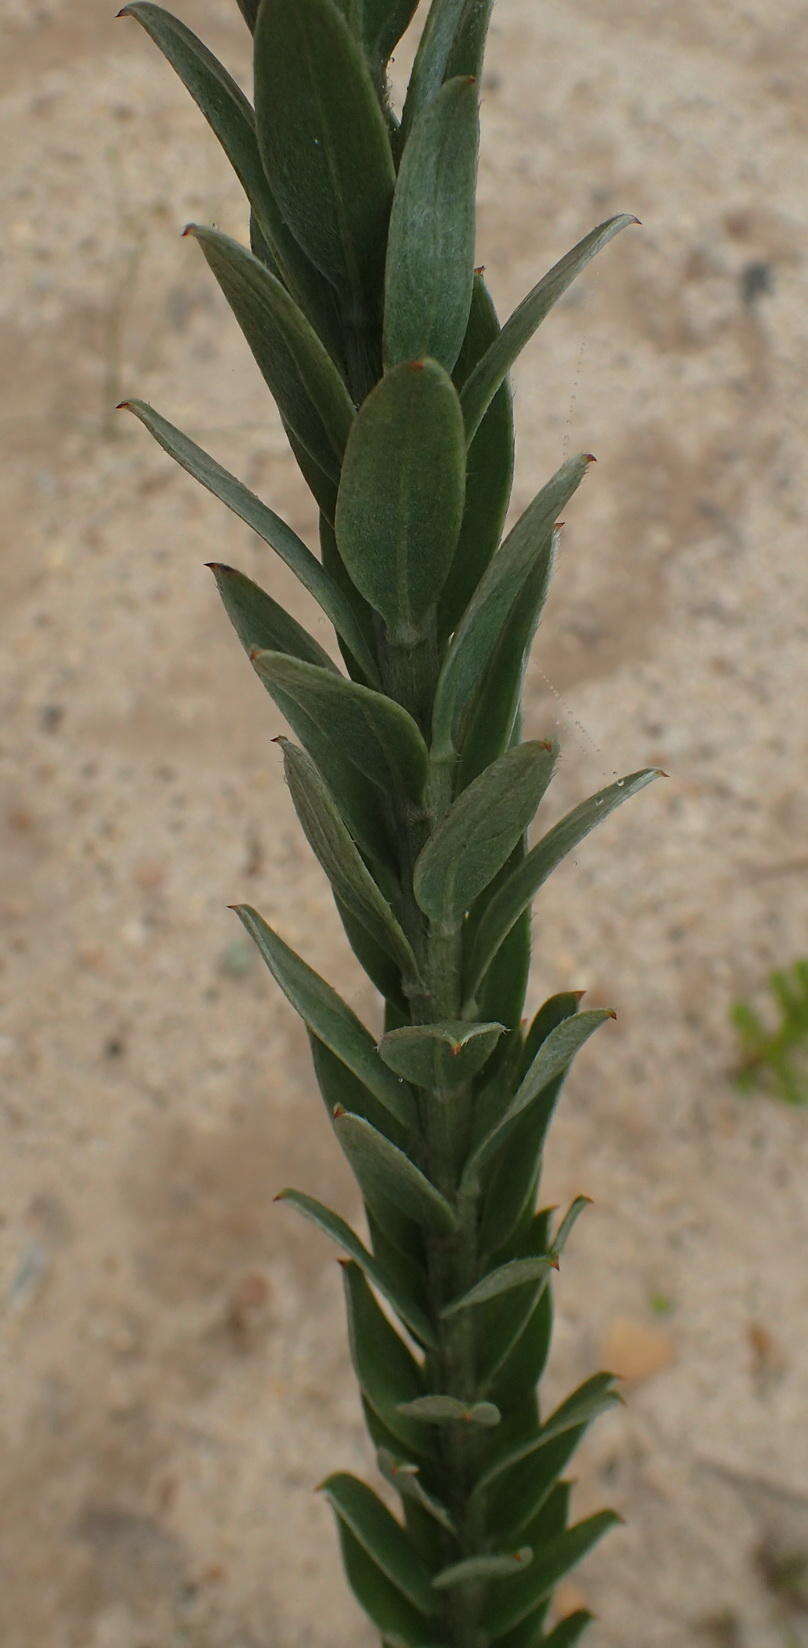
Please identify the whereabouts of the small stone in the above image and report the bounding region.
[600,1317,676,1384]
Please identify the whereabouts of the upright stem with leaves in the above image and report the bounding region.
[120,0,661,1642]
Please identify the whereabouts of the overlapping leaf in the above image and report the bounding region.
[461,214,639,442]
[385,77,479,372]
[432,457,592,757]
[414,742,557,926]
[251,653,429,803]
[254,0,395,302]
[185,226,354,492]
[335,359,466,639]
[233,906,414,1125]
[334,1111,458,1233]
[119,400,378,683]
[465,769,663,997]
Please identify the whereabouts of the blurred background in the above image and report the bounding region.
[1,0,806,1644]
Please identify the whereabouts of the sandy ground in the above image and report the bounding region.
[1,1,807,1645]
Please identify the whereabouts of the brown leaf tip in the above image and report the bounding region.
[115,401,131,411]
[607,1010,618,1021]
[332,1104,347,1120]
[584,453,597,464]
[474,265,486,276]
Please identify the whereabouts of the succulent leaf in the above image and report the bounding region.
[461,214,639,443]
[334,1111,458,1233]
[254,0,395,302]
[251,653,430,803]
[280,739,420,983]
[185,226,354,485]
[432,456,593,757]
[414,742,557,926]
[385,77,479,372]
[335,358,466,638]
[278,1189,436,1346]
[379,1020,505,1089]
[483,1513,621,1637]
[119,400,379,682]
[466,769,664,997]
[320,1472,437,1615]
[233,906,414,1125]
[208,563,337,671]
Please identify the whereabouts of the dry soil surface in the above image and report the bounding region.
[1,2,807,1646]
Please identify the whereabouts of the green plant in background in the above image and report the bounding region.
[119,0,662,1641]
[731,960,808,1107]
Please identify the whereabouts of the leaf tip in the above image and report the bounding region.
[332,1103,347,1120]
[584,453,597,464]
[474,264,486,275]
[607,1009,618,1021]
[114,400,131,412]
[655,767,670,778]
[181,222,201,240]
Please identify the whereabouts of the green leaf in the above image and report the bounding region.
[279,739,420,984]
[208,563,336,672]
[465,769,664,998]
[457,558,550,790]
[333,1520,441,1647]
[433,1550,533,1590]
[399,0,468,148]
[461,214,639,443]
[118,2,343,357]
[474,1210,556,1393]
[341,1264,435,1461]
[251,653,430,804]
[334,1111,458,1234]
[378,1021,505,1090]
[441,1255,554,1320]
[185,226,354,491]
[278,1190,436,1346]
[466,1011,615,1179]
[489,1427,586,1546]
[414,742,557,927]
[385,78,479,373]
[233,906,414,1126]
[377,1451,456,1537]
[438,275,514,640]
[397,1396,500,1427]
[320,1473,437,1615]
[254,0,395,301]
[479,995,582,1258]
[541,1612,594,1647]
[119,401,378,685]
[475,1375,622,1506]
[310,1034,408,1148]
[444,0,493,80]
[319,511,378,680]
[359,0,420,77]
[551,1195,591,1259]
[234,0,259,28]
[484,1512,620,1637]
[433,456,593,757]
[486,1285,553,1411]
[335,360,466,639]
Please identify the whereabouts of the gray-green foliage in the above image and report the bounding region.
[120,1,659,1642]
